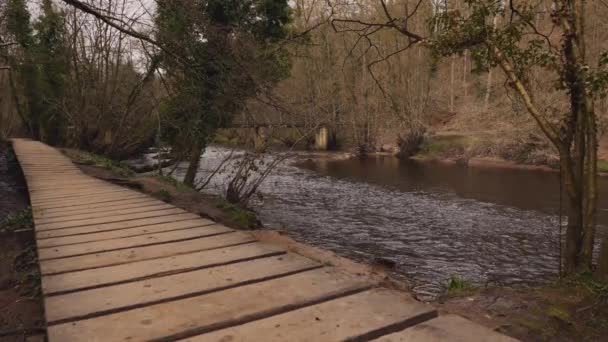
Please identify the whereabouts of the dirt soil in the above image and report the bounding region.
[439,282,608,341]
[0,141,45,342]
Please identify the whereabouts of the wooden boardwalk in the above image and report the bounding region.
[12,139,516,341]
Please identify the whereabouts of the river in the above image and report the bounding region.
[164,146,608,301]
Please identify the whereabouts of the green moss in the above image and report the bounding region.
[1,208,33,232]
[65,150,134,177]
[215,200,258,230]
[548,306,571,323]
[156,175,192,192]
[598,160,608,173]
[155,188,172,202]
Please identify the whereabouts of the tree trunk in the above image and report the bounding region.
[463,50,468,97]
[598,238,608,283]
[450,55,455,112]
[484,15,500,112]
[183,142,203,187]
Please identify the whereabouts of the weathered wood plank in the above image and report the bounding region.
[41,242,285,294]
[47,268,372,342]
[35,203,175,224]
[36,213,201,238]
[36,208,187,231]
[45,254,320,323]
[32,192,146,208]
[32,193,148,210]
[182,289,437,342]
[38,224,232,260]
[32,196,158,217]
[371,315,518,342]
[30,188,129,202]
[37,218,215,247]
[40,232,255,274]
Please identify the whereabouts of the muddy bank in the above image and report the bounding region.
[0,141,45,342]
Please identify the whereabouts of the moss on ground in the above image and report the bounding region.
[598,160,608,173]
[1,208,33,233]
[63,149,134,177]
[155,175,193,193]
[214,199,258,230]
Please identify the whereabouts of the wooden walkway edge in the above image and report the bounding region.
[11,139,517,342]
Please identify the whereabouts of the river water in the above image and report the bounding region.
[168,147,608,300]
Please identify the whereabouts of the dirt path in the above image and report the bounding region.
[0,141,45,342]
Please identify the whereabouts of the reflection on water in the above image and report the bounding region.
[174,147,607,300]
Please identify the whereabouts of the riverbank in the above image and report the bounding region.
[439,276,608,341]
[0,141,45,342]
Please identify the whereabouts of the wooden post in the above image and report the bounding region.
[315,126,329,150]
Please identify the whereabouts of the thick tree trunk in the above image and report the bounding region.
[564,189,584,274]
[183,142,203,187]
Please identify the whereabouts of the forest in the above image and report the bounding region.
[1,0,608,322]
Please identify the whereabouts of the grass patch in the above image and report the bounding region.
[64,149,134,177]
[156,175,192,192]
[567,271,608,298]
[154,188,172,202]
[417,134,476,159]
[215,200,258,230]
[598,160,608,173]
[1,208,33,233]
[446,275,474,295]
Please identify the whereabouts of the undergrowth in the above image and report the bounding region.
[1,208,33,233]
[156,175,192,192]
[155,188,172,202]
[215,200,258,230]
[567,271,608,299]
[446,275,474,295]
[65,150,134,177]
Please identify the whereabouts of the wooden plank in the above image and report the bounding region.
[31,189,133,204]
[30,186,123,197]
[36,207,187,231]
[37,218,215,247]
[33,198,160,217]
[41,242,285,294]
[371,315,518,342]
[40,232,255,274]
[32,191,144,207]
[38,224,232,260]
[45,254,320,323]
[36,213,202,238]
[32,197,165,218]
[47,268,372,342]
[26,179,101,187]
[183,289,437,342]
[27,182,103,191]
[30,183,124,196]
[33,193,148,210]
[35,203,175,224]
